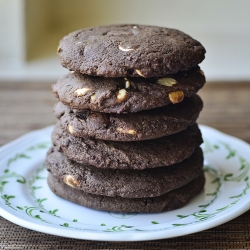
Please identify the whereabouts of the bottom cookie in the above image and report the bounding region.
[47,173,205,213]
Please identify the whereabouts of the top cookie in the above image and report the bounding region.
[58,24,206,78]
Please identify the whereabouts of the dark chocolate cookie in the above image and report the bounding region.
[52,67,205,113]
[52,123,203,170]
[57,24,205,78]
[55,94,203,141]
[47,173,205,213]
[46,147,203,198]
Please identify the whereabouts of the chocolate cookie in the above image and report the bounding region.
[52,67,205,113]
[52,123,203,170]
[55,94,203,141]
[46,147,203,198]
[47,173,205,213]
[57,24,205,78]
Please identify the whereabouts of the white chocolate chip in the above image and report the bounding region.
[125,80,130,88]
[74,87,91,97]
[118,45,135,52]
[133,26,138,29]
[63,175,80,188]
[199,70,204,76]
[157,78,177,87]
[68,124,74,134]
[70,71,75,74]
[169,90,184,104]
[90,94,96,102]
[117,128,137,135]
[135,69,144,77]
[127,129,137,135]
[76,42,82,45]
[117,89,127,102]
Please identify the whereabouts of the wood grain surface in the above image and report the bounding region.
[0,81,250,249]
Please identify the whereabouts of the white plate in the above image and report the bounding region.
[0,125,250,241]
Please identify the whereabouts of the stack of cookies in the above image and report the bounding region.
[46,24,206,213]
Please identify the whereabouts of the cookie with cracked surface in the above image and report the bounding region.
[51,123,203,170]
[47,173,205,213]
[57,24,205,78]
[52,67,205,113]
[55,94,203,141]
[46,147,204,198]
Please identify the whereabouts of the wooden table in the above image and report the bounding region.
[0,81,250,249]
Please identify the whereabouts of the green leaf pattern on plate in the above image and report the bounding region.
[171,139,250,227]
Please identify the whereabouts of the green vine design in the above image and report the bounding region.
[173,181,250,226]
[0,173,26,210]
[171,139,250,227]
[0,142,55,221]
[28,164,56,215]
[202,139,219,154]
[7,154,31,168]
[24,206,51,224]
[5,142,51,171]
[26,142,51,151]
[173,164,222,225]
[1,194,16,210]
[14,163,61,223]
[220,142,250,182]
[105,225,134,232]
[203,139,250,182]
[26,164,79,227]
[0,173,26,191]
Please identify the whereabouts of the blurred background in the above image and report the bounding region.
[0,0,250,82]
